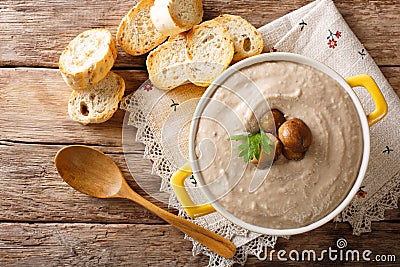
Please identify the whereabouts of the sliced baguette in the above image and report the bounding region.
[59,28,117,90]
[213,14,264,62]
[186,20,234,87]
[146,33,188,90]
[117,0,167,56]
[68,72,125,125]
[150,0,203,36]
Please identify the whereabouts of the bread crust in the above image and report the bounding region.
[213,14,264,62]
[169,0,203,29]
[150,0,203,35]
[59,28,117,90]
[68,72,125,125]
[186,20,234,87]
[117,0,167,56]
[146,33,188,90]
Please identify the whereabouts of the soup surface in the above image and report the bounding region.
[194,61,363,229]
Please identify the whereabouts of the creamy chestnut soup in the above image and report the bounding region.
[194,61,363,229]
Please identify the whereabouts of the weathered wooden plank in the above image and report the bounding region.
[1,139,398,223]
[335,0,400,68]
[0,67,399,146]
[384,207,400,221]
[0,0,398,265]
[0,0,146,68]
[0,68,147,146]
[382,66,400,97]
[0,222,398,266]
[0,0,398,68]
[0,142,173,223]
[0,223,209,266]
[245,221,400,265]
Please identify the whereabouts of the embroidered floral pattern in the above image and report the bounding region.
[383,145,394,155]
[328,39,337,49]
[299,19,307,31]
[327,29,341,49]
[170,99,179,111]
[189,175,197,187]
[356,186,368,198]
[120,1,400,262]
[144,83,153,91]
[358,48,367,59]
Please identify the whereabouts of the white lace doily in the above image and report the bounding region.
[121,93,277,266]
[257,0,400,236]
[120,0,399,265]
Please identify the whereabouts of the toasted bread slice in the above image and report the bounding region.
[213,14,264,62]
[117,0,167,56]
[146,33,188,90]
[150,0,203,36]
[59,28,117,90]
[186,20,234,87]
[68,72,125,125]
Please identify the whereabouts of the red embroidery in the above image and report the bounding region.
[327,30,341,49]
[327,39,337,49]
[356,186,367,198]
[144,84,153,91]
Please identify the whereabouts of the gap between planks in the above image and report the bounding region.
[0,67,398,147]
[0,0,399,67]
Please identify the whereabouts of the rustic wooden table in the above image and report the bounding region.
[0,0,399,266]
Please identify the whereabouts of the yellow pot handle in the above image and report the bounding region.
[345,74,388,126]
[171,163,216,218]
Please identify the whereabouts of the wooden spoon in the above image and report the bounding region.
[54,145,236,258]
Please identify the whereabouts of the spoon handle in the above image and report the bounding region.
[117,182,236,258]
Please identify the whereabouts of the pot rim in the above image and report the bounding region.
[189,52,370,235]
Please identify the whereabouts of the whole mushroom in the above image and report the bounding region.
[282,146,305,161]
[278,118,312,153]
[260,109,286,134]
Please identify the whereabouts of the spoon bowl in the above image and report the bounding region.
[54,145,236,258]
[55,145,122,198]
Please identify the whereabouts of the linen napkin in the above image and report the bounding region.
[121,0,399,265]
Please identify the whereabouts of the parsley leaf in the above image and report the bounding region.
[228,131,273,163]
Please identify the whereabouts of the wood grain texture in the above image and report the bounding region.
[245,221,400,266]
[0,223,210,266]
[53,145,236,258]
[0,222,398,266]
[0,0,399,265]
[1,140,398,223]
[1,67,398,146]
[0,0,399,68]
[0,141,174,223]
[0,68,147,146]
[383,67,400,97]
